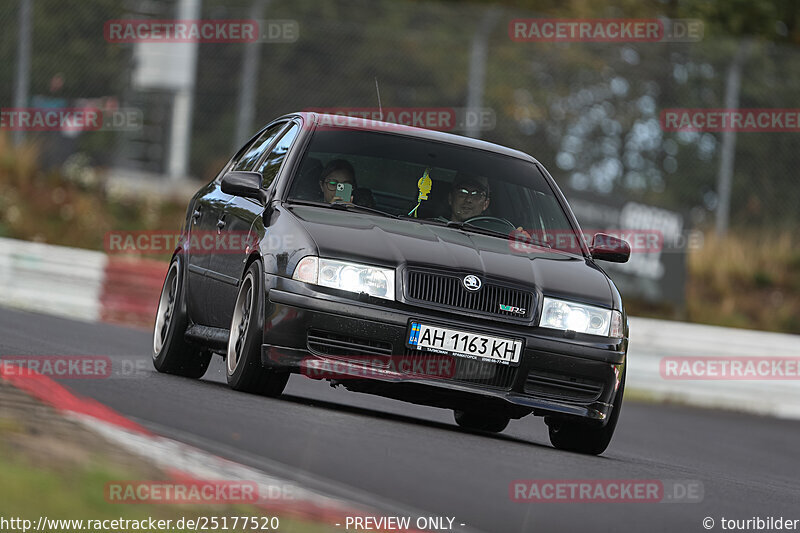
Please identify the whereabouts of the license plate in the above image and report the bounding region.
[406,321,523,365]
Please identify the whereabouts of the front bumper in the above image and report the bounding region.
[261,277,626,424]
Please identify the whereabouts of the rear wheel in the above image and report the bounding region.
[226,261,289,396]
[547,369,626,455]
[152,256,211,378]
[453,410,510,433]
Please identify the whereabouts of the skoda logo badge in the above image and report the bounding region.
[463,275,482,292]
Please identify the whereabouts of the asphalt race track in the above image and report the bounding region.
[2,306,799,533]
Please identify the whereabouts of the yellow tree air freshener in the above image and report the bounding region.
[408,168,432,218]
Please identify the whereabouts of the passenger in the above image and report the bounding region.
[319,159,356,203]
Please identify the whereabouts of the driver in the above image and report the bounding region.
[448,173,490,222]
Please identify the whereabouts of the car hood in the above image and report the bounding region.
[287,205,614,308]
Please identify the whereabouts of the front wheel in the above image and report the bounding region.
[152,256,211,378]
[226,261,289,396]
[547,369,626,455]
[454,410,510,433]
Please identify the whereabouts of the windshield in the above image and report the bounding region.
[287,128,579,251]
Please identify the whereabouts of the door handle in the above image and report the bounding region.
[192,209,201,223]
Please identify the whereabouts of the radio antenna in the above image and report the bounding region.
[375,77,383,121]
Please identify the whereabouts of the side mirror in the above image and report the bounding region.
[221,171,265,202]
[590,233,631,263]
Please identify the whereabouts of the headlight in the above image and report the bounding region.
[540,297,622,337]
[292,256,395,301]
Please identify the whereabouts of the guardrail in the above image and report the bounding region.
[1,237,799,419]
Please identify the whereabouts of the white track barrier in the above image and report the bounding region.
[1,237,799,419]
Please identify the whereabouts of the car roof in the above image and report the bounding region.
[279,112,539,165]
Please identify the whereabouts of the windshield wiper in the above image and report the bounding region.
[329,202,402,219]
[286,199,400,219]
[511,230,553,249]
[443,220,555,249]
[444,220,513,240]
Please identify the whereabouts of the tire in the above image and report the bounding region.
[226,261,289,396]
[454,410,510,433]
[152,256,211,378]
[547,369,626,455]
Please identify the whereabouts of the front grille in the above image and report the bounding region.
[524,370,604,402]
[405,269,534,320]
[307,329,393,357]
[403,349,517,390]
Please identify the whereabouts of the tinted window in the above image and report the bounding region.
[257,123,300,187]
[233,123,286,171]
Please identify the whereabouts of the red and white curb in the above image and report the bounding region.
[0,364,441,531]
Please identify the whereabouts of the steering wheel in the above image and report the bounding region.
[463,215,516,232]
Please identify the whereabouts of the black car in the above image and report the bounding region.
[153,112,631,455]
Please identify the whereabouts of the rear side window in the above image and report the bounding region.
[233,123,286,171]
[257,123,300,187]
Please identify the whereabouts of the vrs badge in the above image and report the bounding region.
[499,303,526,315]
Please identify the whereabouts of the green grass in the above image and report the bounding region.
[0,423,334,533]
[0,439,200,525]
